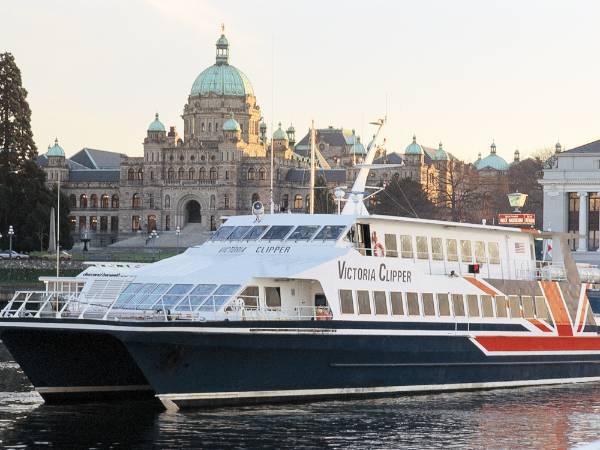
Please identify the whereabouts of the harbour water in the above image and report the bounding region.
[1,347,600,449]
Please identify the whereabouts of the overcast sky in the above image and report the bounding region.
[2,0,599,161]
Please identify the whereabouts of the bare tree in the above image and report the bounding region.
[433,160,481,223]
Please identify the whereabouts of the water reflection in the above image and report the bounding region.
[1,355,600,449]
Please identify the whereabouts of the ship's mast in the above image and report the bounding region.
[309,120,316,214]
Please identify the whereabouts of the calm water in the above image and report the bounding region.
[1,351,600,449]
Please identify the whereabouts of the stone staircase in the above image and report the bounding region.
[109,223,213,249]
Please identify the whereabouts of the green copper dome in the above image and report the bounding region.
[405,135,423,155]
[433,142,448,160]
[190,31,254,97]
[47,138,65,157]
[273,123,288,140]
[148,113,165,132]
[223,117,241,131]
[475,142,509,171]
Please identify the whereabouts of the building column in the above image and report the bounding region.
[578,192,588,252]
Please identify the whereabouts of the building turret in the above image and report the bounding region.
[147,113,166,143]
[286,124,296,147]
[222,115,241,142]
[272,122,288,153]
[555,141,562,154]
[259,121,267,144]
[513,149,520,163]
[45,138,69,182]
[405,134,424,164]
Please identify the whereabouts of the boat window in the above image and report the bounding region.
[416,236,429,260]
[467,295,480,317]
[481,295,494,317]
[227,226,252,240]
[384,234,398,257]
[452,294,465,316]
[129,283,159,307]
[460,240,472,263]
[264,287,282,308]
[288,225,320,241]
[488,242,500,264]
[314,225,346,241]
[390,292,404,315]
[431,238,443,261]
[176,284,218,312]
[400,235,413,258]
[357,290,371,315]
[495,296,508,317]
[474,241,487,263]
[437,294,451,316]
[113,283,143,308]
[373,291,387,315]
[136,284,171,310]
[160,284,194,309]
[446,239,458,262]
[262,225,294,240]
[339,289,354,314]
[238,286,259,308]
[406,292,420,316]
[244,225,269,240]
[508,295,521,318]
[212,226,235,240]
[198,284,241,312]
[534,296,549,320]
[521,295,535,318]
[422,293,435,316]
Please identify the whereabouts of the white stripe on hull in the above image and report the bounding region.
[157,376,600,410]
[36,384,152,394]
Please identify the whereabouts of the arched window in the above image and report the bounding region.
[90,194,98,208]
[306,195,310,209]
[201,122,205,132]
[210,194,216,210]
[132,193,141,208]
[210,167,217,180]
[69,194,77,208]
[178,167,185,179]
[282,194,289,211]
[294,194,303,210]
[224,194,229,208]
[127,168,135,180]
[208,123,212,132]
[168,167,174,181]
[247,168,256,180]
[251,193,260,203]
[149,193,154,209]
[101,194,109,208]
[259,168,266,180]
[80,194,88,209]
[111,194,119,208]
[137,168,143,180]
[189,168,195,180]
[165,195,171,209]
[150,171,154,180]
[199,167,206,179]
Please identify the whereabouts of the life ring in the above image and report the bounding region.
[373,242,385,257]
[316,307,333,321]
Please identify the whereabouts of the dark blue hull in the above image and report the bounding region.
[0,326,155,403]
[116,321,600,409]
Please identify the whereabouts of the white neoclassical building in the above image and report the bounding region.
[541,140,600,256]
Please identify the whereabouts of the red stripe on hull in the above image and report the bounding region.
[528,319,553,333]
[475,336,600,352]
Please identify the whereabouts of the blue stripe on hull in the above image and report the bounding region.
[119,332,600,405]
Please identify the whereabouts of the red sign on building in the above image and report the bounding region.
[498,213,535,226]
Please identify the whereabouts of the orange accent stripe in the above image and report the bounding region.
[540,281,573,336]
[464,277,497,296]
[476,335,600,352]
[529,319,553,333]
[577,290,589,333]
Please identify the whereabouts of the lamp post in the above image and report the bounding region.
[150,229,159,261]
[176,226,181,254]
[8,226,14,260]
[334,188,345,215]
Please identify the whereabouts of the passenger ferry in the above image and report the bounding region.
[2,121,600,409]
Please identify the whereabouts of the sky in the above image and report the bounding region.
[2,0,600,162]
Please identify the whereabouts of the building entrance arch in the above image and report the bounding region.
[186,200,202,224]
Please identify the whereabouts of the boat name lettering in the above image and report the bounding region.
[256,246,291,254]
[218,246,248,253]
[337,261,411,283]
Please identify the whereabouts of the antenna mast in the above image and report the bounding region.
[309,120,316,214]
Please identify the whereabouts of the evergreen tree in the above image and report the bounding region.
[371,175,439,219]
[313,174,336,214]
[0,52,73,252]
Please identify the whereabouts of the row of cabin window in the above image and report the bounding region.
[339,289,549,321]
[382,234,501,264]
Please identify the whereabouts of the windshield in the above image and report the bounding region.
[287,225,320,241]
[262,225,294,240]
[314,225,346,240]
[212,226,235,240]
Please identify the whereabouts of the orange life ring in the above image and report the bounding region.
[316,307,333,321]
[373,243,385,257]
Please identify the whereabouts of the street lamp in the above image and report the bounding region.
[8,226,14,260]
[150,229,159,261]
[176,226,181,254]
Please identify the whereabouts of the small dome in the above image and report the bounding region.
[223,116,241,132]
[555,141,562,153]
[148,113,165,132]
[405,135,423,155]
[273,122,288,141]
[259,121,267,131]
[287,124,295,133]
[47,138,65,157]
[433,142,448,160]
[216,34,229,47]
